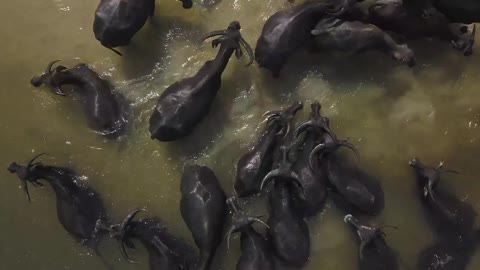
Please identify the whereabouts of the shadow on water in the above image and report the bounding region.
[119,16,206,79]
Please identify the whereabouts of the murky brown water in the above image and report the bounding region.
[1,0,480,269]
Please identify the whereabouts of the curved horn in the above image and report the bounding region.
[339,141,360,160]
[294,121,313,139]
[260,169,281,191]
[276,123,291,138]
[224,225,237,251]
[27,153,46,169]
[46,60,61,74]
[107,47,123,56]
[239,36,254,66]
[118,209,147,264]
[309,143,327,171]
[247,217,270,229]
[262,110,280,119]
[202,30,227,42]
[440,169,460,175]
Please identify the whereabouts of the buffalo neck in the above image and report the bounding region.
[32,165,81,196]
[208,43,236,76]
[270,181,295,215]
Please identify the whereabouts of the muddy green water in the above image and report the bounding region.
[1,0,480,269]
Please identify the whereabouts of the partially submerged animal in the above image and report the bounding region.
[31,60,128,138]
[309,117,384,216]
[180,165,227,270]
[93,0,192,54]
[149,21,253,141]
[344,214,398,270]
[261,147,310,267]
[409,158,476,238]
[430,0,480,23]
[255,0,349,77]
[367,0,476,56]
[109,209,198,269]
[224,197,275,270]
[417,234,480,270]
[311,17,416,66]
[290,102,330,216]
[7,154,107,248]
[235,102,303,197]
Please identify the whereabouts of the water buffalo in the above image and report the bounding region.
[31,60,128,138]
[255,0,350,77]
[149,21,253,141]
[417,234,480,270]
[261,147,309,267]
[367,0,476,56]
[109,209,199,269]
[409,158,476,238]
[7,154,107,249]
[290,102,330,217]
[430,0,480,23]
[235,102,303,197]
[311,17,416,66]
[93,0,192,54]
[180,165,227,270]
[224,197,275,270]
[309,117,384,216]
[344,214,398,270]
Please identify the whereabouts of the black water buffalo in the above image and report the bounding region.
[409,158,476,238]
[311,17,416,66]
[367,0,476,56]
[255,0,349,77]
[93,0,192,54]
[110,209,198,269]
[235,102,303,197]
[430,0,480,23]
[261,147,309,267]
[417,234,480,270]
[224,197,275,270]
[344,214,398,270]
[7,154,107,249]
[149,21,253,141]
[290,102,330,217]
[410,158,480,270]
[309,116,384,216]
[180,165,227,270]
[31,60,128,138]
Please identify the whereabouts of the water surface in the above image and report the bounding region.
[1,0,480,269]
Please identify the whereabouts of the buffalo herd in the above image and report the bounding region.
[6,0,480,269]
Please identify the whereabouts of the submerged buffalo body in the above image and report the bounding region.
[110,209,199,269]
[93,0,192,53]
[31,61,128,138]
[255,1,346,77]
[149,21,253,141]
[311,17,416,66]
[94,0,155,52]
[225,197,275,270]
[7,154,106,248]
[180,165,227,270]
